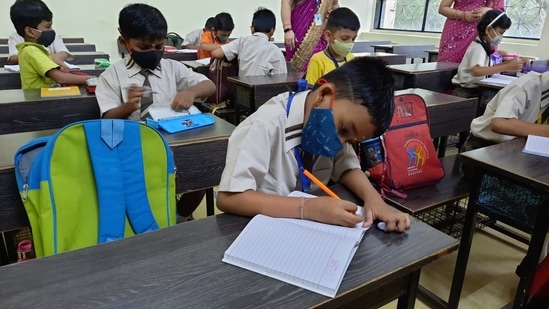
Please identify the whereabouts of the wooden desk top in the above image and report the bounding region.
[227,72,304,87]
[181,60,209,69]
[0,65,105,90]
[389,62,460,74]
[0,210,457,308]
[460,138,549,190]
[162,52,198,61]
[0,37,84,44]
[384,155,470,215]
[426,49,439,54]
[475,80,507,90]
[353,52,405,58]
[1,51,110,67]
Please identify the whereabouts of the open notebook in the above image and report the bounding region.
[223,192,367,298]
[523,135,549,158]
[148,105,202,121]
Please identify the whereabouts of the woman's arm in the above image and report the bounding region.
[281,0,296,50]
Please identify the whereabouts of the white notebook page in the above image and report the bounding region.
[223,214,365,297]
[523,135,549,158]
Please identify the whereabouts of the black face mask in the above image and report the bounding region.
[36,29,56,47]
[130,49,163,70]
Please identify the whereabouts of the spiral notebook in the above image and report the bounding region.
[523,135,549,158]
[223,198,367,298]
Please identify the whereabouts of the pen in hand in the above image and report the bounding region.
[302,168,356,214]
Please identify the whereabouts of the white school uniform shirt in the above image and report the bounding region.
[218,91,360,196]
[96,57,209,120]
[8,32,71,60]
[183,28,203,47]
[220,32,287,76]
[451,38,490,88]
[470,71,549,142]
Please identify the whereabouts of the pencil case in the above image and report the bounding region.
[146,114,215,133]
[94,58,110,69]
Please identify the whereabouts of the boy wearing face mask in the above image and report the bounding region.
[211,8,287,76]
[198,12,234,60]
[452,10,524,103]
[96,3,216,223]
[9,0,92,90]
[217,57,411,232]
[305,7,359,86]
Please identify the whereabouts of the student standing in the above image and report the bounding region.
[217,57,410,231]
[211,8,286,76]
[96,3,216,222]
[305,7,359,85]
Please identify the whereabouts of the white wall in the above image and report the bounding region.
[1,0,546,60]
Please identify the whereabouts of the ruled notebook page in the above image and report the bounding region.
[523,135,549,158]
[223,214,365,298]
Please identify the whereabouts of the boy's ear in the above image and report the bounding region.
[324,30,333,42]
[268,28,275,38]
[24,26,37,39]
[312,83,335,107]
[250,26,255,34]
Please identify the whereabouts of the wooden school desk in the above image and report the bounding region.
[351,40,391,53]
[439,138,549,309]
[0,210,458,308]
[181,60,210,76]
[227,72,305,124]
[389,62,460,93]
[426,49,439,62]
[0,37,85,45]
[162,51,198,62]
[0,51,110,66]
[0,64,105,90]
[0,43,96,54]
[372,44,436,63]
[353,52,407,65]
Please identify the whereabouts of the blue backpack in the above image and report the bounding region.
[14,119,177,257]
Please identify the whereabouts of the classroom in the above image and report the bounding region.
[1,0,549,308]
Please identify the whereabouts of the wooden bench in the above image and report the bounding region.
[389,62,459,93]
[426,49,439,62]
[352,40,391,53]
[0,43,96,54]
[373,44,437,63]
[0,37,84,44]
[0,51,110,66]
[353,52,407,65]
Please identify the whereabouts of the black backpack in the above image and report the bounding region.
[165,32,184,49]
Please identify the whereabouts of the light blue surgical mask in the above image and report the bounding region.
[489,28,503,48]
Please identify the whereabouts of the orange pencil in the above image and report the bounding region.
[302,169,340,199]
[302,169,356,214]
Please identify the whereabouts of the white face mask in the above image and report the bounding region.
[489,28,503,48]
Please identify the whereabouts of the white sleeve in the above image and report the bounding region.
[49,34,70,55]
[7,32,23,57]
[220,38,241,61]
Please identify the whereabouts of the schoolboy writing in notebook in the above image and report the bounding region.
[217,57,410,231]
[198,12,234,60]
[305,7,359,85]
[452,10,524,105]
[183,17,215,50]
[96,3,216,223]
[211,8,287,76]
[9,0,92,90]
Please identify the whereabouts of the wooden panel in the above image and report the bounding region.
[0,37,84,44]
[162,52,198,62]
[0,43,96,54]
[0,51,109,66]
[0,65,105,90]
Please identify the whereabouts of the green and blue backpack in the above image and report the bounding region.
[14,119,176,257]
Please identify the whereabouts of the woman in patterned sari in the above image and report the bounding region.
[281,0,339,72]
[438,0,505,63]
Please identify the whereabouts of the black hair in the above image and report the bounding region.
[312,57,394,137]
[204,17,215,29]
[325,7,360,33]
[477,10,511,55]
[214,12,234,31]
[252,8,276,33]
[10,0,53,37]
[119,3,167,41]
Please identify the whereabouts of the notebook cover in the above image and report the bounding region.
[40,86,81,97]
[158,114,215,133]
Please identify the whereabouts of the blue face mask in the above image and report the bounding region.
[301,93,343,157]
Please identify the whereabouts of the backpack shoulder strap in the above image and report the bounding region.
[84,120,159,243]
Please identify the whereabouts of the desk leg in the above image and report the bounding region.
[447,176,481,309]
[206,188,215,216]
[512,200,549,308]
[397,269,420,309]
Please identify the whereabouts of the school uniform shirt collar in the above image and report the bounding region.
[284,90,310,152]
[252,32,269,41]
[124,57,162,78]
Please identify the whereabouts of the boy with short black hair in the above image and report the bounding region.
[305,7,360,85]
[96,3,216,222]
[9,0,92,89]
[198,12,234,59]
[217,57,410,231]
[183,17,215,50]
[211,8,286,76]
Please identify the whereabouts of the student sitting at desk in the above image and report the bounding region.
[9,0,92,89]
[217,57,410,231]
[211,8,286,76]
[305,7,360,85]
[96,3,216,223]
[183,17,215,50]
[452,10,523,105]
[197,12,234,60]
